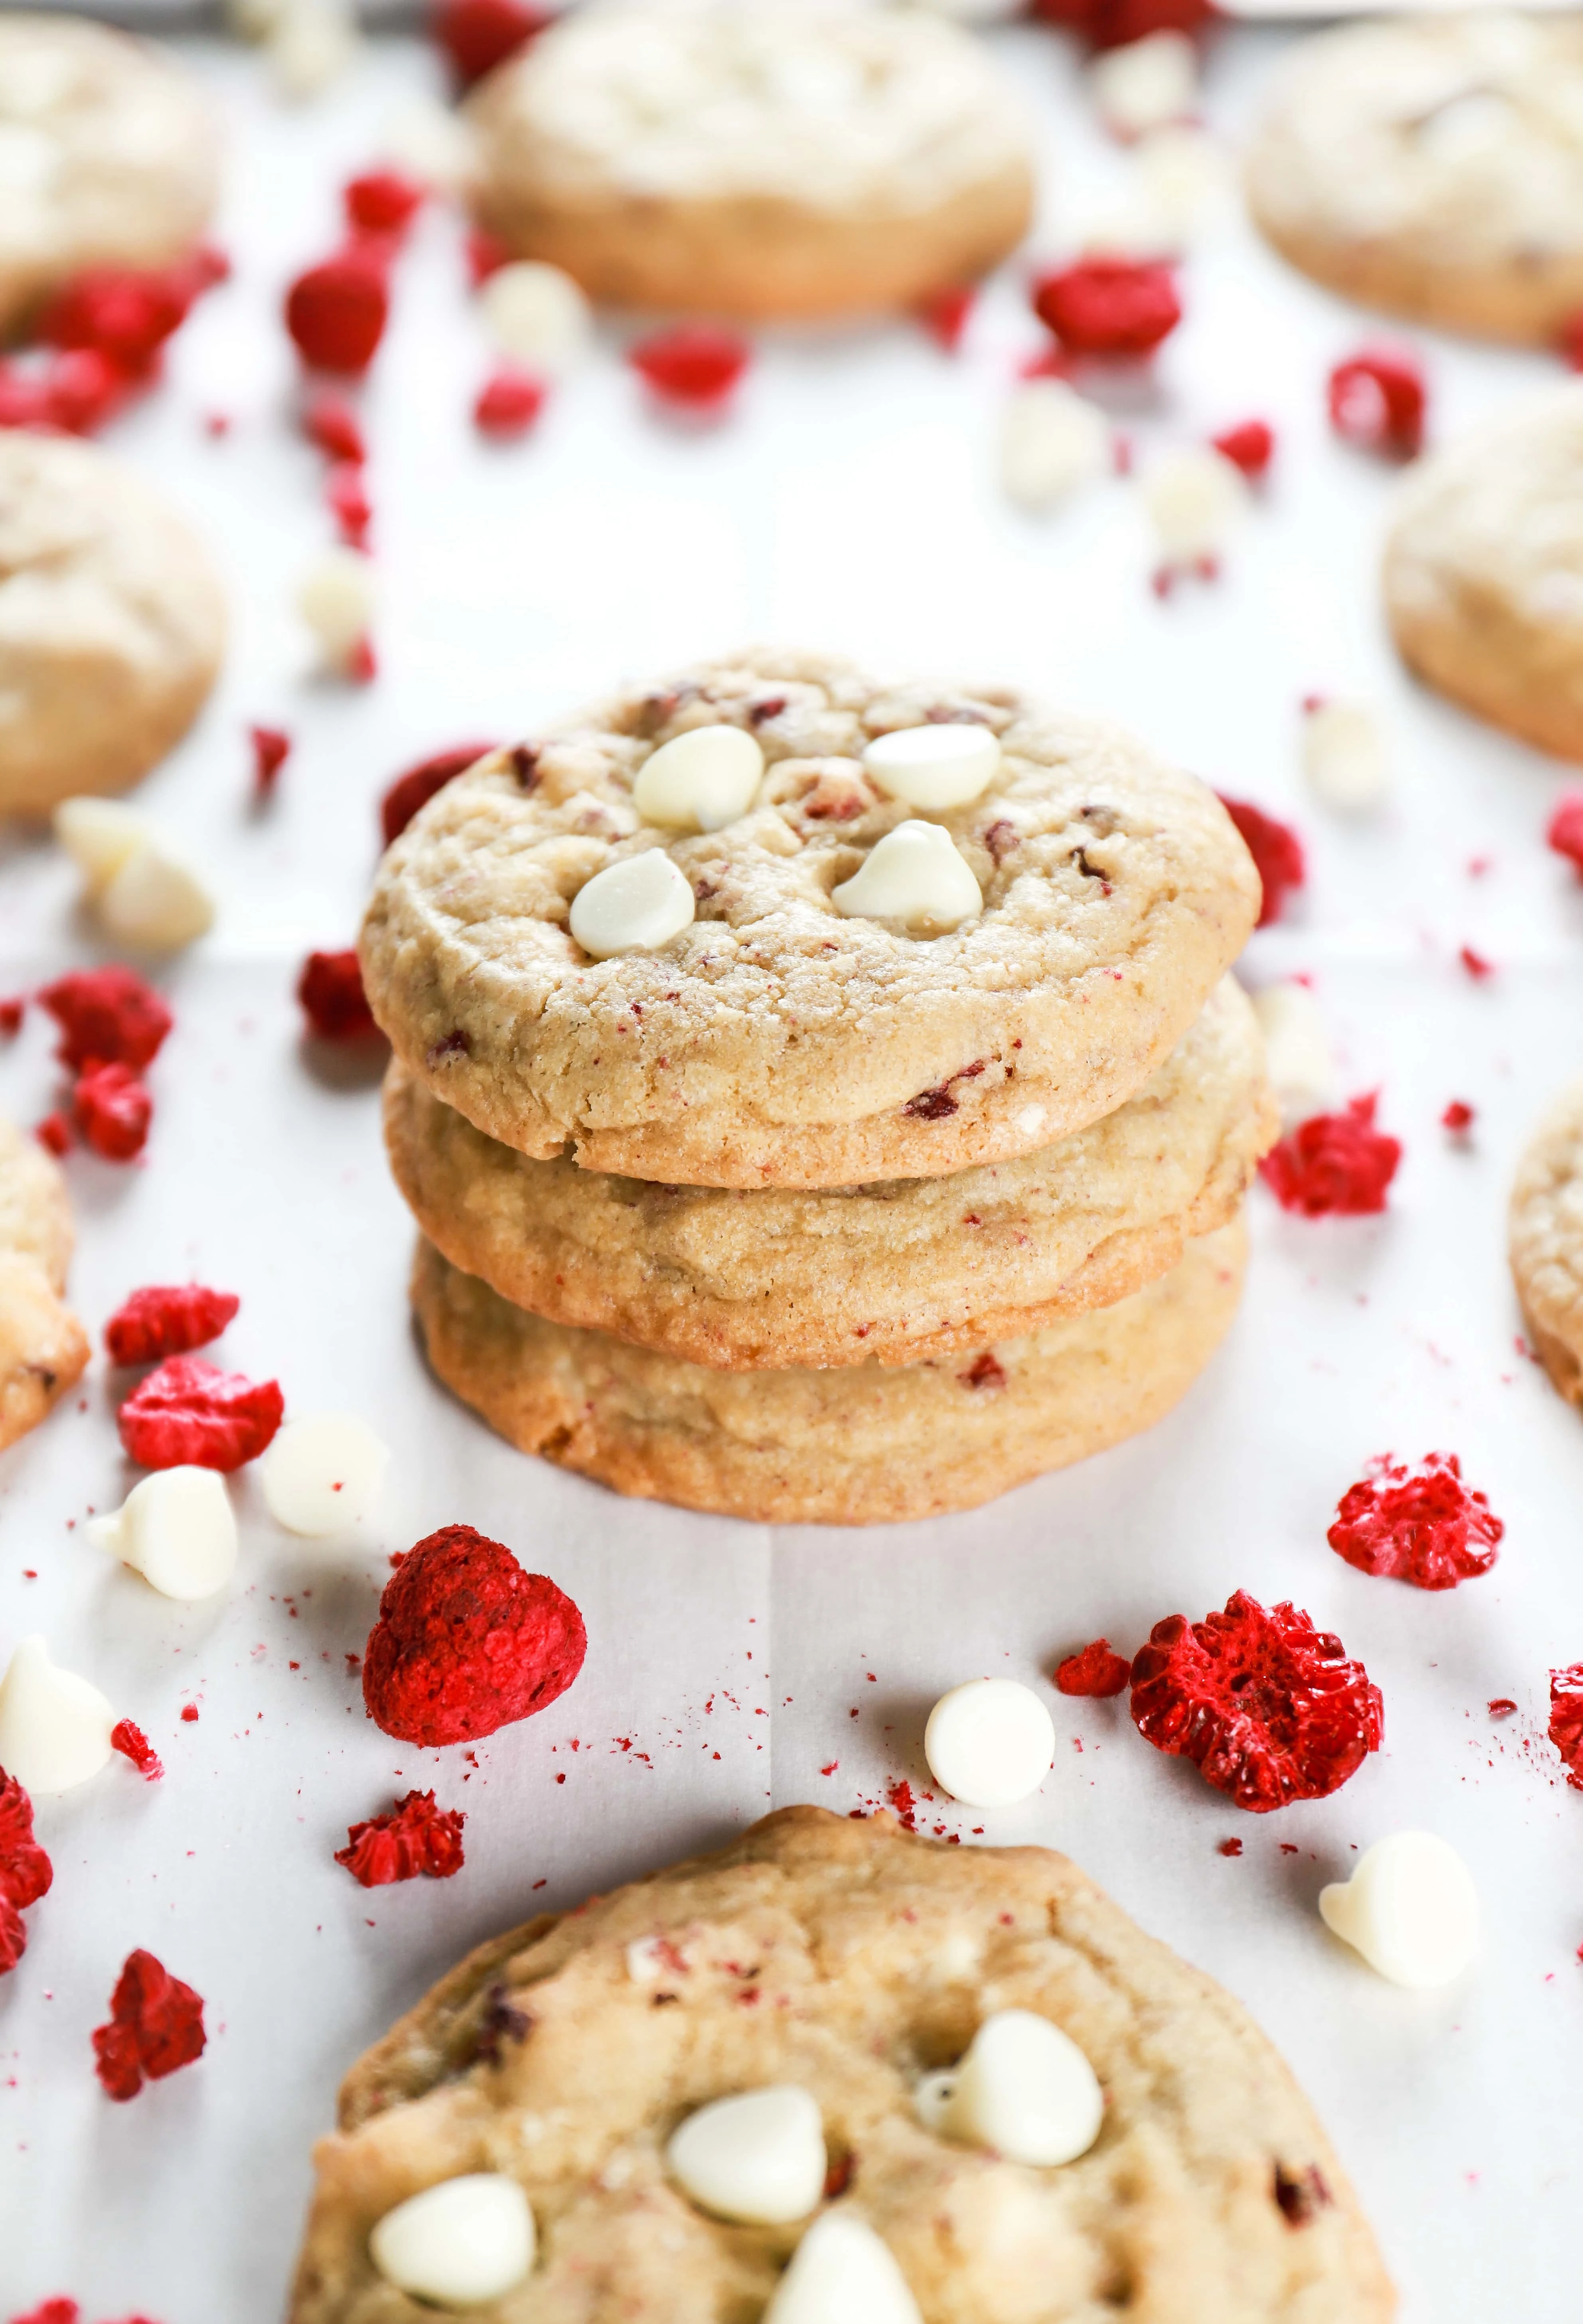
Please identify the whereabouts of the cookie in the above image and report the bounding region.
[464,0,1035,323]
[0,431,225,816]
[0,1114,89,1455]
[360,652,1260,1190]
[1510,1077,1583,1411]
[1245,14,1583,345]
[0,14,219,340]
[409,1217,1246,1524]
[290,1804,1394,2323]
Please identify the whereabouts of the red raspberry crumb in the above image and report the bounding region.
[1217,1837,1243,1857]
[1259,1094,1401,1218]
[465,227,513,287]
[1031,258,1181,361]
[8,2302,80,2324]
[301,392,366,465]
[1328,1452,1502,1592]
[1129,1590,1383,1813]
[630,325,752,412]
[118,1357,284,1473]
[297,949,380,1041]
[284,249,390,376]
[106,1284,240,1366]
[36,1113,71,1158]
[362,1524,586,1746]
[334,1788,465,1886]
[917,283,976,351]
[1548,1666,1583,1790]
[0,995,23,1037]
[35,263,195,375]
[1029,0,1214,48]
[39,968,171,1072]
[474,364,548,440]
[43,346,136,435]
[1545,791,1583,876]
[1561,312,1583,371]
[380,743,496,846]
[1055,1638,1131,1696]
[1442,1100,1474,1135]
[886,1779,918,1832]
[0,1770,53,1976]
[1488,1698,1517,1719]
[180,1705,199,1723]
[432,0,550,85]
[1459,944,1493,980]
[1211,418,1275,479]
[1328,348,1426,461]
[249,724,292,802]
[111,1721,165,1782]
[1215,794,1304,928]
[959,1351,1007,1390]
[346,635,378,685]
[92,1949,206,2103]
[73,1062,152,1163]
[325,462,373,549]
[343,168,426,241]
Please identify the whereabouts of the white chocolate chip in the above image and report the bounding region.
[1319,1833,1480,1989]
[863,723,1000,810]
[667,2087,826,2225]
[1015,1104,1046,1139]
[764,2212,923,2324]
[1132,125,1228,246]
[377,95,474,192]
[924,1677,1054,1807]
[0,1636,115,1794]
[1143,447,1247,564]
[97,840,216,952]
[831,821,981,935]
[268,0,360,98]
[570,850,696,958]
[257,1413,389,1537]
[1301,700,1392,815]
[633,725,764,832]
[297,549,374,667]
[480,260,593,374]
[87,1469,237,1601]
[369,2176,535,2309]
[1250,982,1337,1129]
[53,796,148,895]
[928,2009,1104,2166]
[1088,31,1198,139]
[999,380,1109,514]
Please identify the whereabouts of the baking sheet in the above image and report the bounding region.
[1,20,1581,2320]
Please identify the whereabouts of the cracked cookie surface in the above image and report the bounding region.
[0,1113,89,1454]
[1510,1076,1583,1411]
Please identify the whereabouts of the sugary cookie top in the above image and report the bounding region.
[1510,1076,1583,1397]
[0,1112,72,1291]
[1386,385,1583,634]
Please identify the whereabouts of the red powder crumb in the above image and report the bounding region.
[886,1780,918,1832]
[1216,794,1304,927]
[1548,1666,1583,1790]
[0,996,22,1037]
[820,1761,838,1776]
[1328,1452,1502,1592]
[1055,1639,1131,1697]
[39,968,171,1072]
[180,1705,199,1724]
[1211,418,1275,480]
[105,1284,239,1366]
[118,1356,284,1472]
[1130,1591,1383,1813]
[1259,1094,1401,1218]
[0,1771,53,1976]
[1217,1837,1244,1857]
[284,249,389,376]
[1443,1100,1474,1135]
[474,364,548,440]
[362,1524,586,1747]
[335,1789,465,1886]
[959,1351,1007,1391]
[302,391,365,465]
[630,325,751,412]
[432,0,550,85]
[917,283,975,351]
[249,724,292,802]
[1459,945,1494,980]
[326,463,372,550]
[73,1063,152,1164]
[111,1721,164,1783]
[1032,257,1180,360]
[344,168,425,241]
[1328,347,1426,460]
[381,743,496,846]
[1545,791,1583,876]
[297,949,380,1041]
[92,1949,206,2103]
[1488,1698,1518,1719]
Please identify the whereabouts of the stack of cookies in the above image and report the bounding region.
[360,652,1271,1524]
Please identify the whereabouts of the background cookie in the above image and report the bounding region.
[1384,384,1583,763]
[1510,1076,1583,1411]
[0,431,225,816]
[0,1113,89,1453]
[466,0,1034,323]
[1245,14,1583,345]
[0,14,219,339]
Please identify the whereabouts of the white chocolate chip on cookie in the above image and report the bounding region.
[88,1468,237,1600]
[667,2086,826,2225]
[570,850,697,958]
[764,2212,923,2324]
[863,723,1000,810]
[832,820,981,934]
[369,2175,535,2308]
[924,1677,1054,1806]
[1319,1832,1480,1989]
[0,1636,115,1794]
[922,2008,1105,2166]
[633,725,764,831]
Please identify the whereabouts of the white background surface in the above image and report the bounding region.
[1,18,1581,2321]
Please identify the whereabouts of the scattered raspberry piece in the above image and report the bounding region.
[1217,1837,1243,1857]
[284,249,389,376]
[39,967,171,1072]
[1328,1453,1502,1592]
[106,1284,240,1366]
[1211,418,1275,479]
[917,283,976,351]
[335,1788,466,1886]
[35,264,193,374]
[1031,258,1181,360]
[380,743,497,846]
[1055,1638,1131,1696]
[0,995,23,1037]
[302,392,366,465]
[1215,794,1304,928]
[1327,347,1426,460]
[0,1769,53,1976]
[1548,1666,1583,1790]
[465,227,512,287]
[73,1062,152,1164]
[36,1113,71,1159]
[297,948,380,1041]
[343,167,426,241]
[118,1357,284,1473]
[325,462,373,549]
[363,1524,586,1746]
[249,723,292,802]
[43,346,134,435]
[347,635,378,685]
[180,1705,199,1724]
[432,0,551,84]
[474,364,548,440]
[1442,1099,1474,1135]
[111,1721,165,1782]
[1545,791,1583,876]
[8,2301,79,2324]
[1459,944,1493,980]
[1488,1698,1517,1719]
[1030,0,1214,47]
[630,325,751,412]
[1259,1094,1401,1218]
[92,1949,206,2103]
[1130,1590,1383,1813]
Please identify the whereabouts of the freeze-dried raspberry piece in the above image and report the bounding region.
[1031,258,1181,360]
[433,0,551,85]
[1216,794,1303,927]
[1328,348,1425,460]
[344,168,426,240]
[380,743,497,846]
[1260,1094,1401,1218]
[1030,0,1214,48]
[917,283,976,351]
[474,364,547,439]
[118,1357,284,1473]
[1130,1591,1383,1813]
[302,392,366,465]
[92,1949,206,2102]
[111,1721,164,1782]
[1459,944,1493,980]
[1055,1639,1131,1696]
[35,264,192,374]
[466,227,512,288]
[0,1769,52,1974]
[285,250,389,376]
[1547,791,1583,877]
[297,949,381,1041]
[9,2302,81,2324]
[73,1063,151,1163]
[630,325,751,410]
[363,1524,586,1746]
[1328,1453,1502,1591]
[1549,1666,1583,1790]
[0,995,23,1037]
[36,1113,71,1159]
[335,1789,466,1886]
[249,724,291,802]
[326,463,372,549]
[43,347,134,435]
[1442,1100,1474,1135]
[106,1284,240,1366]
[39,968,172,1072]
[1212,418,1275,479]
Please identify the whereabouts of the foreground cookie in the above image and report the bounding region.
[0,1115,90,1454]
[361,652,1259,1189]
[0,433,225,815]
[411,1219,1246,1523]
[1510,1078,1583,1411]
[1246,14,1583,345]
[290,1805,1394,2321]
[1384,385,1583,762]
[466,0,1034,322]
[0,14,219,339]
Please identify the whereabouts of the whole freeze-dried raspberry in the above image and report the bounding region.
[111,1721,164,1782]
[92,1949,206,2102]
[325,462,373,549]
[363,1524,586,1746]
[118,1357,284,1472]
[1055,1639,1131,1697]
[335,1788,466,1886]
[1328,348,1425,461]
[630,325,751,410]
[0,1769,53,1975]
[1212,419,1275,480]
[1547,792,1583,877]
[1549,1666,1583,1790]
[106,1285,240,1366]
[249,724,292,802]
[1130,1591,1383,1812]
[474,364,547,439]
[40,968,171,1072]
[73,1062,151,1163]
[1328,1453,1502,1591]
[343,168,426,241]
[285,250,389,376]
[432,0,551,85]
[302,392,366,465]
[1259,1094,1401,1218]
[380,743,497,846]
[1215,794,1303,927]
[297,949,380,1041]
[1031,258,1181,361]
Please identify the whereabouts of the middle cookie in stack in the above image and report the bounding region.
[361,653,1271,1524]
